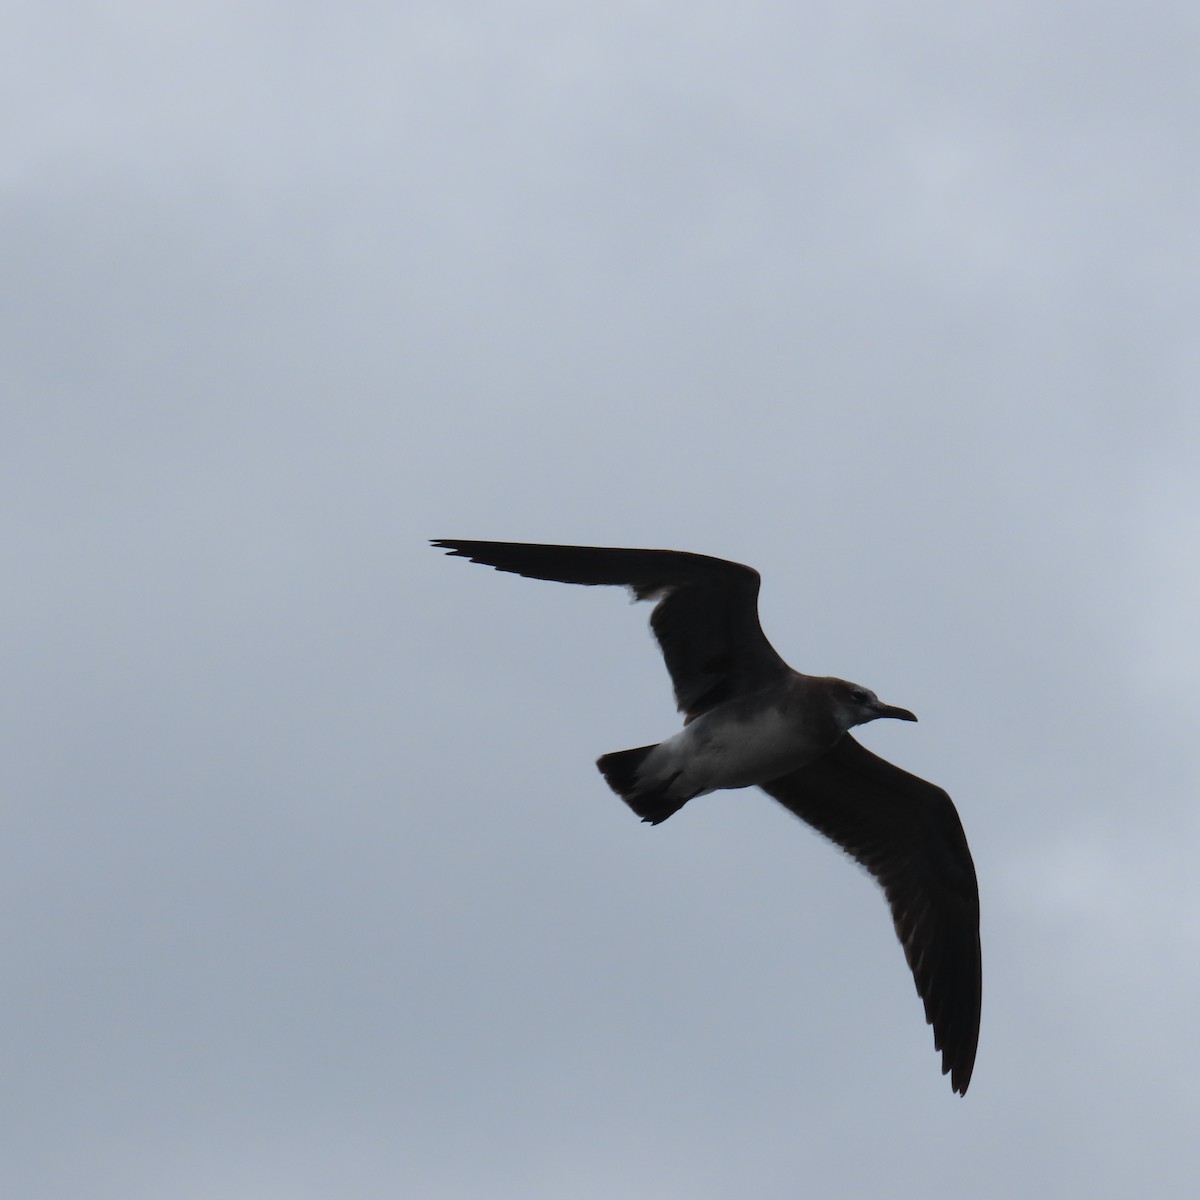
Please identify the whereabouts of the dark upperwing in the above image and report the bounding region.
[758,735,982,1094]
[432,540,791,721]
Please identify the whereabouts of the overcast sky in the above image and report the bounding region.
[5,3,1200,1197]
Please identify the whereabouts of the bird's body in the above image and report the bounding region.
[432,539,981,1095]
[652,682,829,794]
[612,674,882,806]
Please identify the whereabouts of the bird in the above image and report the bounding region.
[432,539,981,1095]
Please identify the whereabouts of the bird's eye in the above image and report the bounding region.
[850,689,868,703]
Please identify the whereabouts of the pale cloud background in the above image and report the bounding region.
[5,3,1200,1197]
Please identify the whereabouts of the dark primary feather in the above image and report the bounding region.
[758,736,981,1094]
[431,540,790,720]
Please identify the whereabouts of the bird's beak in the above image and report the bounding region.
[874,702,918,723]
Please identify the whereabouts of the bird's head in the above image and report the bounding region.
[827,679,918,731]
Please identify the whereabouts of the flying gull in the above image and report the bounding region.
[432,539,981,1095]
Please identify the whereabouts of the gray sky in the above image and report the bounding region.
[5,3,1200,1196]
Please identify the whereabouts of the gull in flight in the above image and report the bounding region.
[433,539,981,1095]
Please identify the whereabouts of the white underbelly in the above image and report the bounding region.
[645,706,822,798]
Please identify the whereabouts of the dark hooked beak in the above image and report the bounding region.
[874,703,918,723]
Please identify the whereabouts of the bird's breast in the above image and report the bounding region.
[677,701,833,792]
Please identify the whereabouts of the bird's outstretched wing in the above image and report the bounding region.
[432,540,790,721]
[759,735,981,1094]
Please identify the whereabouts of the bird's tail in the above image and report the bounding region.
[596,744,690,825]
